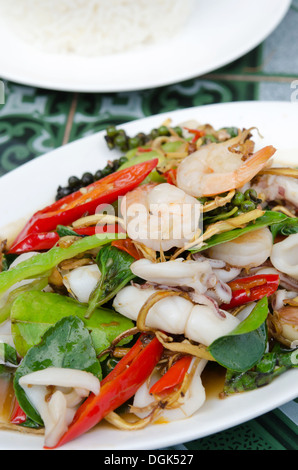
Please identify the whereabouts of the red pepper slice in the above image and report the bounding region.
[137,147,153,153]
[163,168,177,185]
[149,355,192,396]
[111,238,143,260]
[8,232,60,254]
[12,159,158,247]
[221,274,279,310]
[48,335,163,449]
[8,225,125,254]
[184,128,205,143]
[10,400,27,425]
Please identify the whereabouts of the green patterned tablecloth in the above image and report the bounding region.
[0,1,297,452]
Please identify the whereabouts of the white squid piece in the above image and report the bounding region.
[62,264,101,303]
[251,174,298,209]
[19,367,100,448]
[130,257,239,305]
[130,258,217,294]
[270,233,298,281]
[207,227,273,269]
[133,358,207,422]
[113,285,240,347]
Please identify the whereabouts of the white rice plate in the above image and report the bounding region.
[0,0,193,56]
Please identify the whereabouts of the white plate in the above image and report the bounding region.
[0,101,298,450]
[0,0,291,92]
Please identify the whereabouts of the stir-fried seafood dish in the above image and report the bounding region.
[0,118,297,449]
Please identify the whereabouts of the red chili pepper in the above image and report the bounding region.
[184,128,205,143]
[10,400,27,425]
[8,225,126,254]
[9,232,60,254]
[12,159,158,247]
[111,238,143,260]
[163,168,177,185]
[149,355,192,396]
[48,335,163,449]
[137,147,153,153]
[221,274,279,310]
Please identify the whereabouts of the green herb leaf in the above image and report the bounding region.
[11,290,134,358]
[191,211,286,253]
[56,225,83,238]
[270,216,298,240]
[223,343,298,395]
[208,298,269,372]
[85,245,136,319]
[13,315,101,425]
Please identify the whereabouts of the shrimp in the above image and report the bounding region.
[269,289,298,347]
[207,227,273,269]
[120,182,202,251]
[176,140,276,197]
[113,285,240,347]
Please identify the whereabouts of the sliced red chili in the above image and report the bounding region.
[10,400,27,425]
[163,168,177,185]
[111,238,143,260]
[8,225,126,254]
[48,335,163,449]
[149,355,192,396]
[221,274,279,309]
[12,159,158,247]
[184,128,205,143]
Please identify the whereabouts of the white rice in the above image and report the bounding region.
[0,0,193,57]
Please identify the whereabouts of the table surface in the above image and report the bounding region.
[0,1,297,451]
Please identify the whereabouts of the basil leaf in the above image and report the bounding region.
[270,216,298,240]
[208,298,269,372]
[14,316,101,425]
[56,225,83,238]
[85,245,136,319]
[191,211,286,253]
[11,291,134,358]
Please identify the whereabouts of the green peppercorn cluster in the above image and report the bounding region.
[55,156,128,201]
[203,189,262,225]
[232,189,262,216]
[104,124,183,152]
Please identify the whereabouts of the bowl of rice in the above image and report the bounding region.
[0,0,194,57]
[0,0,290,92]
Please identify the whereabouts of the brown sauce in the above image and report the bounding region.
[201,362,226,400]
[0,372,15,423]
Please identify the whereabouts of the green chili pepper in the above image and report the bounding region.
[0,234,121,300]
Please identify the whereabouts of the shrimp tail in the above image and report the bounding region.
[235,145,276,188]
